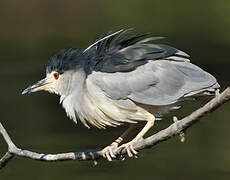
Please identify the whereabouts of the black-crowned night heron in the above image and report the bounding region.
[22,29,220,161]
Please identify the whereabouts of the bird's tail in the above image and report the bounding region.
[184,82,220,97]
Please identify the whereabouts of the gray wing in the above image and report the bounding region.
[88,60,219,106]
[87,30,219,107]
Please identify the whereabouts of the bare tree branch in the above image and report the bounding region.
[0,152,14,169]
[0,87,230,169]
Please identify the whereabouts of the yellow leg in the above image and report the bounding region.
[102,124,137,161]
[112,124,137,145]
[121,115,155,157]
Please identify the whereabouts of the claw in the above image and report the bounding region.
[109,148,116,158]
[105,151,112,161]
[130,144,138,155]
[127,146,132,157]
[102,143,118,161]
[120,141,138,157]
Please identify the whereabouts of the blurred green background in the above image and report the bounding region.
[0,0,230,179]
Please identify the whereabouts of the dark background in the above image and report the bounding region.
[0,0,230,179]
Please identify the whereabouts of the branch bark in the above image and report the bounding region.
[1,87,230,169]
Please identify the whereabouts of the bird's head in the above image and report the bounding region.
[22,49,87,96]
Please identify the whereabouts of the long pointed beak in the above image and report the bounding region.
[22,78,50,95]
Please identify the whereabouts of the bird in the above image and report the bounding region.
[22,29,220,161]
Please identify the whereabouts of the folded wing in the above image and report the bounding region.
[87,30,219,107]
[89,60,218,106]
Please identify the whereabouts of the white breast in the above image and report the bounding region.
[61,76,153,129]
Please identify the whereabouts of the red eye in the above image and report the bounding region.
[53,73,59,80]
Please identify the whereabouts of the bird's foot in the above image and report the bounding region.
[102,142,118,161]
[119,140,138,157]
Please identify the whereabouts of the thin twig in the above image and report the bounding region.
[0,87,229,169]
[0,152,14,169]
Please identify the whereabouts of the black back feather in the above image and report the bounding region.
[89,29,187,73]
[46,29,189,74]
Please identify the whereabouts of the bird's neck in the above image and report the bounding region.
[59,69,86,103]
